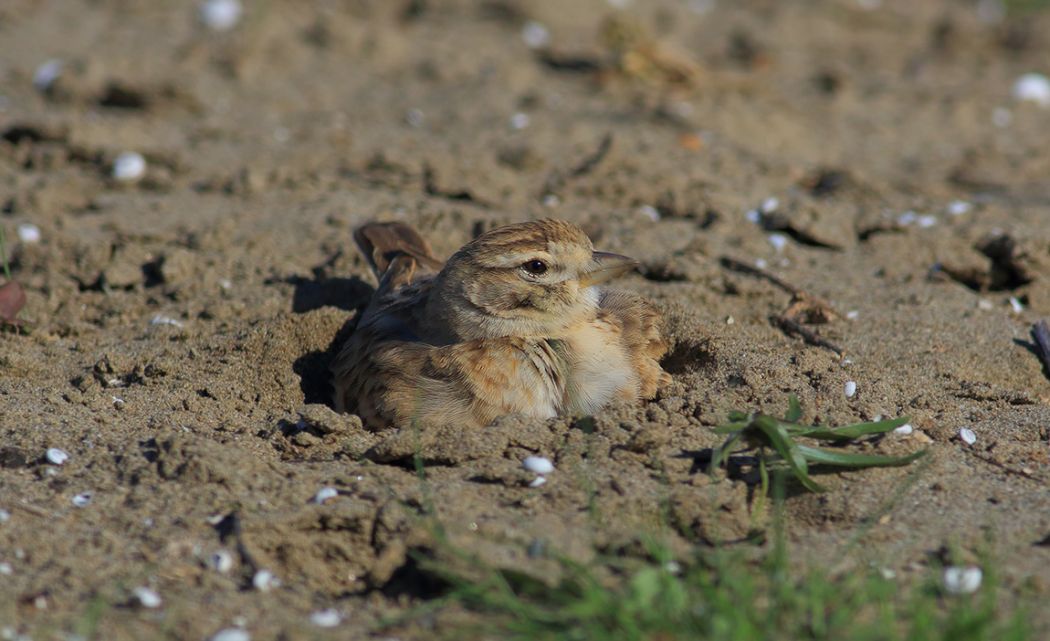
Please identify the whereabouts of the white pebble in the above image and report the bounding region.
[509,112,530,130]
[522,456,554,475]
[405,108,424,128]
[947,200,972,216]
[542,194,560,208]
[754,258,768,269]
[0,562,11,576]
[210,629,250,641]
[977,299,994,311]
[893,423,913,435]
[1009,297,1024,314]
[210,550,234,573]
[959,427,977,445]
[252,569,278,592]
[45,448,69,466]
[150,314,183,328]
[199,0,242,31]
[992,107,1012,128]
[132,586,162,609]
[1012,73,1050,107]
[309,609,342,628]
[0,509,9,523]
[529,476,547,488]
[112,152,147,182]
[844,381,857,398]
[916,215,938,228]
[72,492,93,507]
[637,205,661,222]
[943,566,982,595]
[521,21,550,49]
[112,396,125,409]
[845,310,859,321]
[16,224,41,244]
[745,209,761,224]
[313,487,339,504]
[33,59,63,92]
[760,197,779,214]
[767,233,788,252]
[897,211,917,226]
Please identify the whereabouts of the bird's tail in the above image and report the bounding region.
[353,222,444,288]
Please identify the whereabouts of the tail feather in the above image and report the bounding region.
[353,222,443,285]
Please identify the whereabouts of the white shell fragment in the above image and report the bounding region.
[112,152,147,182]
[844,381,857,398]
[1012,73,1050,107]
[893,423,914,435]
[760,197,779,214]
[509,112,530,130]
[523,456,554,475]
[132,586,162,608]
[916,215,938,228]
[958,428,977,445]
[845,310,859,321]
[0,562,12,575]
[529,476,547,488]
[252,569,278,592]
[947,200,972,216]
[521,21,550,49]
[309,609,342,628]
[72,492,93,507]
[33,59,64,92]
[943,566,983,595]
[16,224,41,244]
[210,629,250,641]
[210,550,234,573]
[0,509,9,523]
[150,315,184,328]
[745,209,761,224]
[637,205,661,222]
[1009,297,1024,314]
[45,448,69,466]
[199,0,242,31]
[313,487,338,504]
[767,234,788,252]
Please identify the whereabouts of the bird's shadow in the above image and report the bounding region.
[288,273,375,406]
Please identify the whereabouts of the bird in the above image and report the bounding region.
[330,218,670,430]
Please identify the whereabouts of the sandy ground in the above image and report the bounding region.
[2,0,1050,638]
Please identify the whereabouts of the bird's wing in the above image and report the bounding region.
[353,221,445,292]
[597,289,670,397]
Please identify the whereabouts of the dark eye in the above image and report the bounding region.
[522,259,548,275]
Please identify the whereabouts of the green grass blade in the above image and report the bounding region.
[791,416,910,442]
[797,444,927,467]
[753,416,825,492]
[784,395,802,423]
[712,421,749,434]
[710,432,743,469]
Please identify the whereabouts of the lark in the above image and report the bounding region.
[331,219,670,430]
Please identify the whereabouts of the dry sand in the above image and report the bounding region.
[1,0,1049,638]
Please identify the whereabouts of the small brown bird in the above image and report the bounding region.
[331,219,669,430]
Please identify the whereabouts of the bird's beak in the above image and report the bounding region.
[579,251,639,288]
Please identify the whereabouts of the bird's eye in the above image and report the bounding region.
[522,259,548,275]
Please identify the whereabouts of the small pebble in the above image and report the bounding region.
[977,299,994,311]
[33,59,63,92]
[72,492,93,507]
[210,550,234,573]
[1012,73,1050,107]
[1009,297,1024,314]
[309,609,342,628]
[313,487,339,504]
[150,314,183,328]
[767,233,788,252]
[252,569,278,592]
[542,194,560,208]
[637,205,661,222]
[0,510,9,523]
[0,562,12,576]
[893,423,914,435]
[947,200,972,216]
[754,258,768,269]
[132,586,162,609]
[509,112,530,130]
[404,108,424,128]
[16,224,41,244]
[521,21,550,49]
[897,211,917,226]
[725,315,735,325]
[760,197,779,214]
[745,209,761,224]
[112,152,147,182]
[845,310,859,321]
[522,456,554,475]
[916,215,938,228]
[45,448,69,466]
[959,427,977,445]
[112,396,126,410]
[210,629,250,641]
[529,476,547,488]
[199,0,242,31]
[844,381,857,398]
[943,566,982,595]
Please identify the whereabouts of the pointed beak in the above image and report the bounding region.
[579,251,639,288]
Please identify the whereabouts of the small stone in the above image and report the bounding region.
[767,234,788,252]
[745,209,761,224]
[958,428,977,445]
[522,456,554,475]
[313,487,339,504]
[210,550,234,573]
[529,476,547,488]
[844,381,857,398]
[521,21,550,49]
[943,566,982,594]
[210,629,250,641]
[132,586,162,609]
[112,152,147,182]
[405,108,424,128]
[1013,73,1050,107]
[1009,297,1024,314]
[16,224,41,244]
[897,211,917,226]
[977,299,994,311]
[637,205,661,222]
[309,609,342,628]
[509,112,530,130]
[33,59,64,92]
[72,492,93,507]
[947,200,972,216]
[252,569,278,592]
[199,0,242,31]
[845,310,859,321]
[0,563,12,575]
[917,215,938,228]
[0,510,9,523]
[150,315,183,328]
[112,396,126,410]
[893,423,913,435]
[761,197,779,214]
[45,448,69,466]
